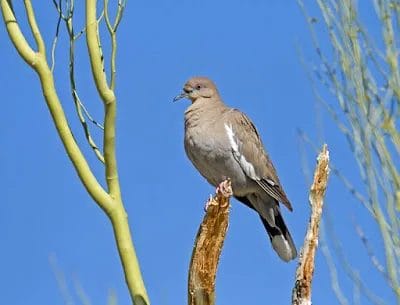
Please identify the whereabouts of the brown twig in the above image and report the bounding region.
[188,179,232,305]
[292,144,330,305]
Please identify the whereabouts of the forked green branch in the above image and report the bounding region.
[1,1,150,304]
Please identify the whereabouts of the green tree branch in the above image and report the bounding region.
[1,1,150,304]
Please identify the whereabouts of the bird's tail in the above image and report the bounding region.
[235,195,297,262]
[260,210,297,262]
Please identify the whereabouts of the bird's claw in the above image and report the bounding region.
[216,179,233,198]
[204,180,232,211]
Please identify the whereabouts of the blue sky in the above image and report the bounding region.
[0,1,394,305]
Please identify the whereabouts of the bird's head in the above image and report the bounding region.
[173,77,219,103]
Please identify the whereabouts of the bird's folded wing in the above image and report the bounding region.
[224,109,293,211]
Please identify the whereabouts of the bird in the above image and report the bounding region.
[174,76,297,262]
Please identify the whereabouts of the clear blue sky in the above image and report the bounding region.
[0,1,394,305]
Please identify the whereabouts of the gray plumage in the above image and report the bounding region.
[175,77,297,262]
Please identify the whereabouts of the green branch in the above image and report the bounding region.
[1,0,111,211]
[85,1,150,304]
[1,1,150,304]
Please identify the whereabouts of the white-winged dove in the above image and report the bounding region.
[174,77,297,262]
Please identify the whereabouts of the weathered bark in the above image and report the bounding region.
[188,179,232,305]
[292,145,330,305]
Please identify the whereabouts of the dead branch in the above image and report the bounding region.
[188,179,232,305]
[292,144,330,305]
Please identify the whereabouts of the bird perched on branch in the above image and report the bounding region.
[174,77,297,262]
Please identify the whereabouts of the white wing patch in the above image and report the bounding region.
[224,123,239,151]
[224,123,259,180]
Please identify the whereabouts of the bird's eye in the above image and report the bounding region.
[196,85,201,90]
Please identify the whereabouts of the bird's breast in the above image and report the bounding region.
[184,118,250,194]
[184,122,224,160]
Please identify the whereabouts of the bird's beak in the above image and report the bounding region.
[173,91,189,102]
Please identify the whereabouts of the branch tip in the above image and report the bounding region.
[292,145,330,305]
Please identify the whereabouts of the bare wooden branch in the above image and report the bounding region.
[188,179,232,305]
[292,144,330,305]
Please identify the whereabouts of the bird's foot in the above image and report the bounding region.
[204,179,232,211]
[216,179,232,198]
